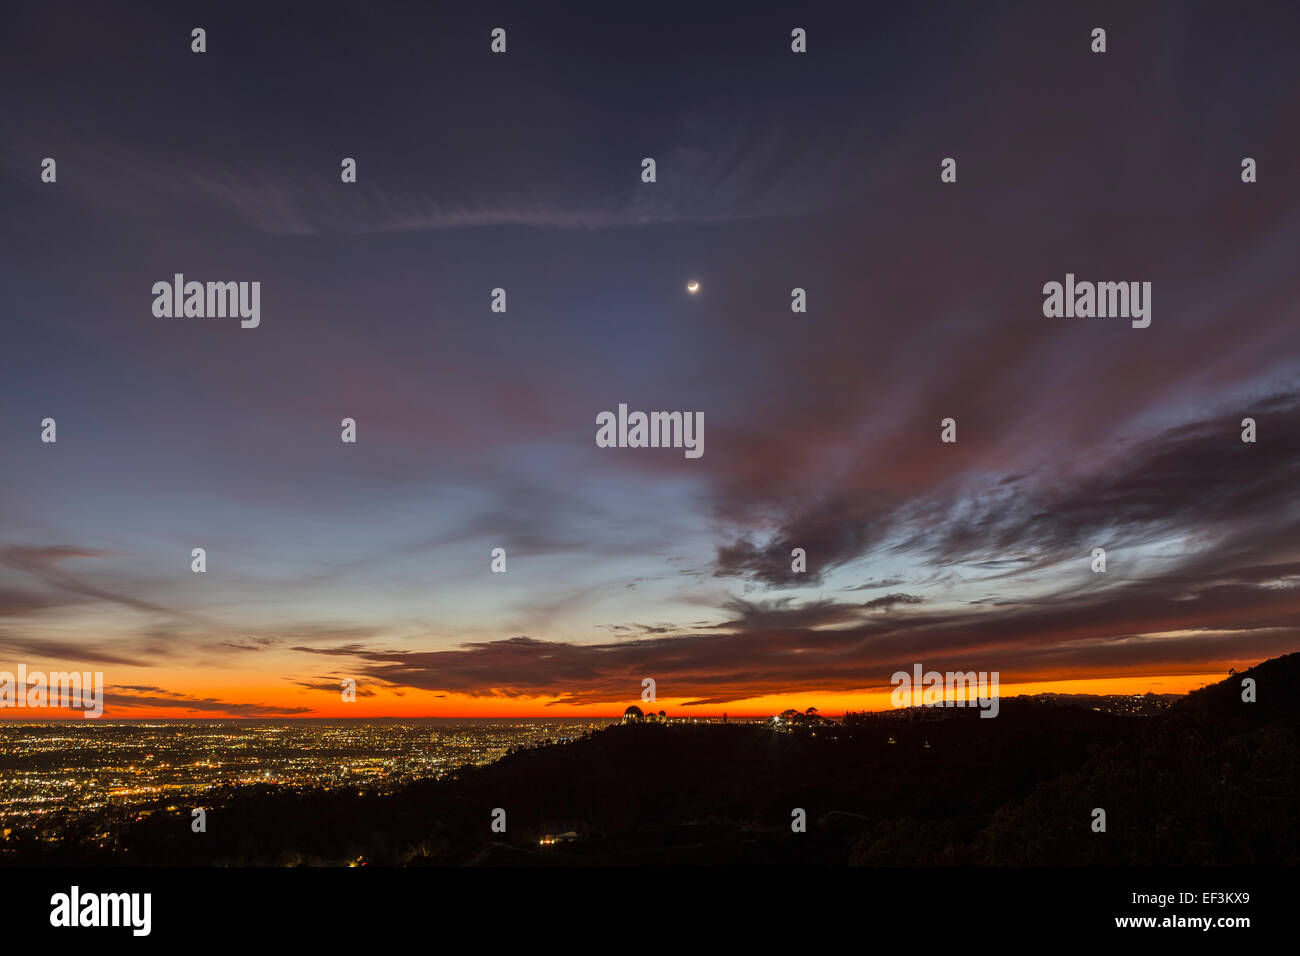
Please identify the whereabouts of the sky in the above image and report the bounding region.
[1,1,1299,718]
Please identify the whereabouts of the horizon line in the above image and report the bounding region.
[0,687,1192,723]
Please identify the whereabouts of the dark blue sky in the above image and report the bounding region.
[2,1,1298,715]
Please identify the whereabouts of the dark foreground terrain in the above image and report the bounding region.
[8,654,1298,866]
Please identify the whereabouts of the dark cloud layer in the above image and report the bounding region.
[290,391,1300,705]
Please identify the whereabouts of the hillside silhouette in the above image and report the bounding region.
[15,654,1298,866]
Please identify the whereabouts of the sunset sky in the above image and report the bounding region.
[2,1,1299,718]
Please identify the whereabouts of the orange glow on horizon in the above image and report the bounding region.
[0,672,1233,720]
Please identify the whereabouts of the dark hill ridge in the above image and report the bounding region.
[18,653,1300,866]
[970,654,1299,866]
